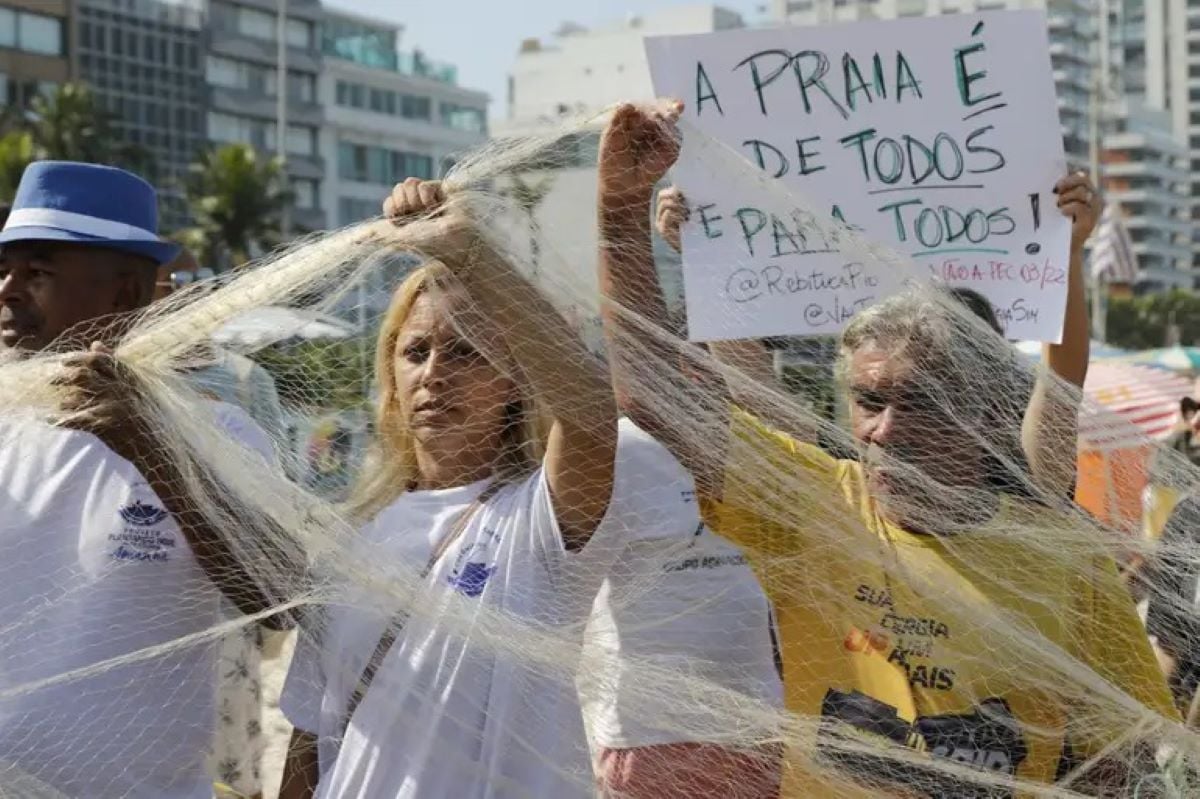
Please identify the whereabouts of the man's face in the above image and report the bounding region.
[848,341,986,523]
[0,241,146,352]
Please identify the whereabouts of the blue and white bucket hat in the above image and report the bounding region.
[0,161,180,265]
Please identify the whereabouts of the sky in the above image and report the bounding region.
[325,0,765,119]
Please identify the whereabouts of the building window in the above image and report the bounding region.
[212,2,313,48]
[286,18,313,49]
[207,55,240,88]
[0,8,14,48]
[238,7,275,40]
[207,56,273,96]
[338,142,435,184]
[401,95,431,120]
[402,152,434,179]
[269,71,316,103]
[369,88,389,113]
[440,103,486,134]
[292,73,316,103]
[208,111,269,151]
[338,142,361,181]
[292,178,318,209]
[284,124,316,156]
[2,10,65,56]
[338,197,379,225]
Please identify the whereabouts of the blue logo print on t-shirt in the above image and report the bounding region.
[449,563,496,598]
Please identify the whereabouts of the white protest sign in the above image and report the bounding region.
[645,11,1070,342]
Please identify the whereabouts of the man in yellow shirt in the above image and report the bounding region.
[597,110,1177,796]
[709,402,1175,796]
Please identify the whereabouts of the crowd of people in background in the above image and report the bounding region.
[0,99,1193,799]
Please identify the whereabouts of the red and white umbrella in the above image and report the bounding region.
[1079,361,1193,451]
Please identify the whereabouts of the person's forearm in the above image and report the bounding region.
[596,193,732,495]
[1044,249,1090,387]
[1022,250,1089,497]
[443,219,618,544]
[147,454,301,629]
[453,227,616,429]
[598,194,680,416]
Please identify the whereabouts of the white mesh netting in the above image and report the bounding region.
[0,103,1197,799]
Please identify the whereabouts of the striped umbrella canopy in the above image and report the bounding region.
[1015,340,1129,361]
[1079,360,1193,451]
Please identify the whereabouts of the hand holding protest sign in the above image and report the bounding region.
[645,10,1070,342]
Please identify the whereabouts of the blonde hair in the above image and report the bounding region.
[347,262,547,521]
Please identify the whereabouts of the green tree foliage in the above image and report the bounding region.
[254,339,373,411]
[0,84,153,202]
[1105,290,1200,350]
[0,131,34,203]
[183,144,291,270]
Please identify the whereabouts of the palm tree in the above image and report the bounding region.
[25,84,149,173]
[183,144,292,270]
[0,84,152,201]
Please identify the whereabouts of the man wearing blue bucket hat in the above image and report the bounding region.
[0,162,296,797]
[0,161,180,352]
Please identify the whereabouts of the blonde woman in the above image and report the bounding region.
[277,108,731,797]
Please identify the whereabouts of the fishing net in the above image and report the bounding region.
[0,102,1197,799]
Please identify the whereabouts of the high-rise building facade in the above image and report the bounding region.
[1112,0,1200,282]
[204,0,325,231]
[319,7,488,328]
[0,0,72,108]
[320,8,488,229]
[1100,100,1193,287]
[77,0,205,229]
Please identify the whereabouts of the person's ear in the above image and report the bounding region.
[110,261,156,312]
[110,271,143,313]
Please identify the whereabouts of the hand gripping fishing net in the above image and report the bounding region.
[0,105,1197,799]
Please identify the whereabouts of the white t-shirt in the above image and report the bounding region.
[580,518,784,752]
[0,405,272,798]
[281,419,700,798]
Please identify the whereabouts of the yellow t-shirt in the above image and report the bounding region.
[701,409,1175,798]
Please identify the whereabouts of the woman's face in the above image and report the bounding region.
[393,290,518,458]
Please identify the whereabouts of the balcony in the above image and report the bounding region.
[222,0,322,21]
[1130,240,1195,265]
[284,154,325,181]
[322,36,458,85]
[207,28,321,73]
[208,85,324,128]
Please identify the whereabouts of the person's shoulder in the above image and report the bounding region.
[0,416,125,468]
[723,405,849,499]
[0,417,145,509]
